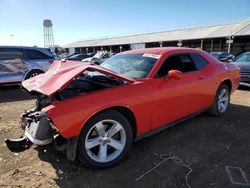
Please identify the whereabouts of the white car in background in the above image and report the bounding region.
[82,52,114,65]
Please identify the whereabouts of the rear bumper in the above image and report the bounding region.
[240,72,250,83]
[240,82,250,87]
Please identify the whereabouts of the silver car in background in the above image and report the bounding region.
[82,52,114,65]
[0,46,55,84]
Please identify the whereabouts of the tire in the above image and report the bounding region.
[208,84,230,116]
[77,110,133,169]
[25,70,44,80]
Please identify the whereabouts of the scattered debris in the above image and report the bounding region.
[225,166,250,186]
[34,171,45,176]
[12,169,20,176]
[135,152,193,188]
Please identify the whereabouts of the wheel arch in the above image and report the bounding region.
[24,69,44,79]
[82,106,137,140]
[220,79,232,93]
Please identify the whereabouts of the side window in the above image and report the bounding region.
[102,53,110,59]
[190,53,208,70]
[26,49,51,60]
[156,54,196,77]
[179,55,196,72]
[0,48,25,60]
[235,54,250,62]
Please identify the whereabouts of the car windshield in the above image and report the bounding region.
[234,53,250,62]
[100,53,160,79]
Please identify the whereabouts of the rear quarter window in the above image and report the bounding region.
[0,48,25,60]
[190,53,208,70]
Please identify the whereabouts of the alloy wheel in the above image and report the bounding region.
[217,88,229,113]
[84,119,126,163]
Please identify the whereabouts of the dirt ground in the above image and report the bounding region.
[0,86,249,188]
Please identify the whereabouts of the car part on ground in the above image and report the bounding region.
[5,47,240,168]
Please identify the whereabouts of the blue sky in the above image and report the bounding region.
[0,0,249,47]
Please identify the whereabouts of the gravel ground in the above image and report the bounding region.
[0,86,249,188]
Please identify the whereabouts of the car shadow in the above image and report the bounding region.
[238,85,250,91]
[36,103,250,188]
[0,85,34,103]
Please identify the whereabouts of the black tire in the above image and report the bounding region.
[25,70,44,80]
[208,84,230,116]
[77,110,133,169]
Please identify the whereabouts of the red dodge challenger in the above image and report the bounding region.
[6,47,240,168]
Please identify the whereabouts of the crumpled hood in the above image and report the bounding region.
[22,60,135,96]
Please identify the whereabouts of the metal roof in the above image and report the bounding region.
[64,19,250,48]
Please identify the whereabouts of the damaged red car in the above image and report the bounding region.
[5,47,240,168]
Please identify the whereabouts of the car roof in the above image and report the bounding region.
[240,52,250,55]
[0,45,50,51]
[211,51,232,55]
[122,47,203,55]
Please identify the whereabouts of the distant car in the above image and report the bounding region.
[6,47,240,168]
[233,52,250,86]
[65,53,94,61]
[82,52,114,65]
[0,46,55,84]
[210,52,234,62]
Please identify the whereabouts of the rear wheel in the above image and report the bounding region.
[208,84,230,116]
[77,110,133,168]
[25,70,44,80]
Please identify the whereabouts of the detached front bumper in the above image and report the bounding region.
[23,111,53,145]
[5,110,54,152]
[5,109,79,161]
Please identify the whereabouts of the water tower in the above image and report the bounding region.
[43,19,54,47]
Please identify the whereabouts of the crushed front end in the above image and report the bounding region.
[5,96,78,161]
[5,61,131,161]
[5,97,56,152]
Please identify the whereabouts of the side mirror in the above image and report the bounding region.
[168,70,183,80]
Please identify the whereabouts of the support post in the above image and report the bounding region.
[211,39,213,52]
[219,39,222,51]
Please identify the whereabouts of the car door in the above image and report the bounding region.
[233,53,250,83]
[0,48,27,84]
[151,53,207,129]
[25,49,52,71]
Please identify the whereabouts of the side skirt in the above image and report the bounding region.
[134,109,208,142]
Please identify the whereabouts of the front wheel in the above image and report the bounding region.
[208,84,230,116]
[77,110,133,168]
